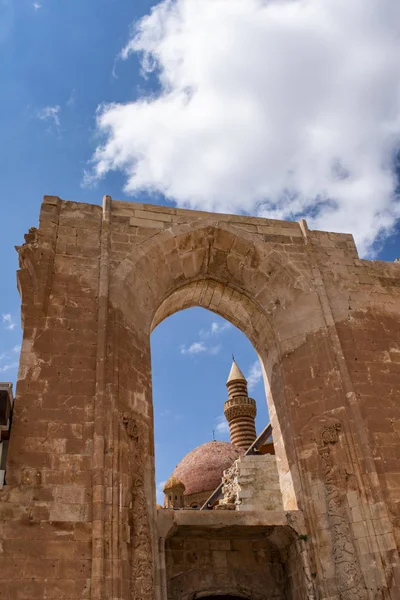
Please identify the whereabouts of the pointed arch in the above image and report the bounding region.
[110,218,314,342]
[109,219,320,518]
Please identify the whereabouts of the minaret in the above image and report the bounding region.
[224,359,257,449]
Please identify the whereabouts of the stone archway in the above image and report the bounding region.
[150,278,300,509]
[3,195,400,600]
[109,222,314,594]
[111,218,318,506]
[107,212,357,600]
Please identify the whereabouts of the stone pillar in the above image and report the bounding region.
[156,535,168,600]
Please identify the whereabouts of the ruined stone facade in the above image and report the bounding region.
[1,195,400,599]
[219,454,283,512]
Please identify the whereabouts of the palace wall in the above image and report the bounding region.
[165,531,288,600]
[0,195,399,599]
[158,510,311,600]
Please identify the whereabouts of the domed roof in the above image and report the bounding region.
[171,441,243,496]
[163,475,185,492]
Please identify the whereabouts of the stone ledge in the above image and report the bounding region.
[157,508,304,539]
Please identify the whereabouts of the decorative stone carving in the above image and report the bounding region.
[218,462,239,509]
[131,474,154,600]
[123,412,154,600]
[121,412,138,439]
[321,423,341,445]
[223,401,257,421]
[319,424,367,599]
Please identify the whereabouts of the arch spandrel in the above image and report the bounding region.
[109,218,318,347]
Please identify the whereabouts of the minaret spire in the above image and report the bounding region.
[224,358,257,449]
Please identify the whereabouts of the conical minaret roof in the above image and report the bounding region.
[226,358,247,384]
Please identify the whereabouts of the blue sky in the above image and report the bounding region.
[1,0,400,501]
[152,309,268,502]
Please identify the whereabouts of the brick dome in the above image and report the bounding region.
[171,441,243,497]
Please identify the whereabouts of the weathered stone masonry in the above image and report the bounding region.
[0,194,400,599]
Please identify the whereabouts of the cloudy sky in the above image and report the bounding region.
[1,0,399,500]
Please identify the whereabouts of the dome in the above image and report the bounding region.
[171,441,243,497]
[163,476,185,492]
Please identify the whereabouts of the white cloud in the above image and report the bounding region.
[180,340,221,356]
[2,314,16,331]
[180,341,207,355]
[215,415,230,437]
[67,88,76,107]
[156,480,166,504]
[88,0,400,256]
[211,321,230,335]
[185,320,229,355]
[159,408,172,417]
[209,344,222,355]
[33,2,42,10]
[200,320,231,339]
[0,361,18,374]
[37,105,61,130]
[158,408,184,421]
[247,360,263,391]
[0,342,19,373]
[0,340,21,374]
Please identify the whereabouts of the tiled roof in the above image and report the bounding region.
[171,441,243,496]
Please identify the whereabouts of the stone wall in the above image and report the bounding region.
[158,510,314,600]
[165,531,288,600]
[183,490,210,509]
[1,195,400,599]
[0,383,13,489]
[220,454,283,511]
